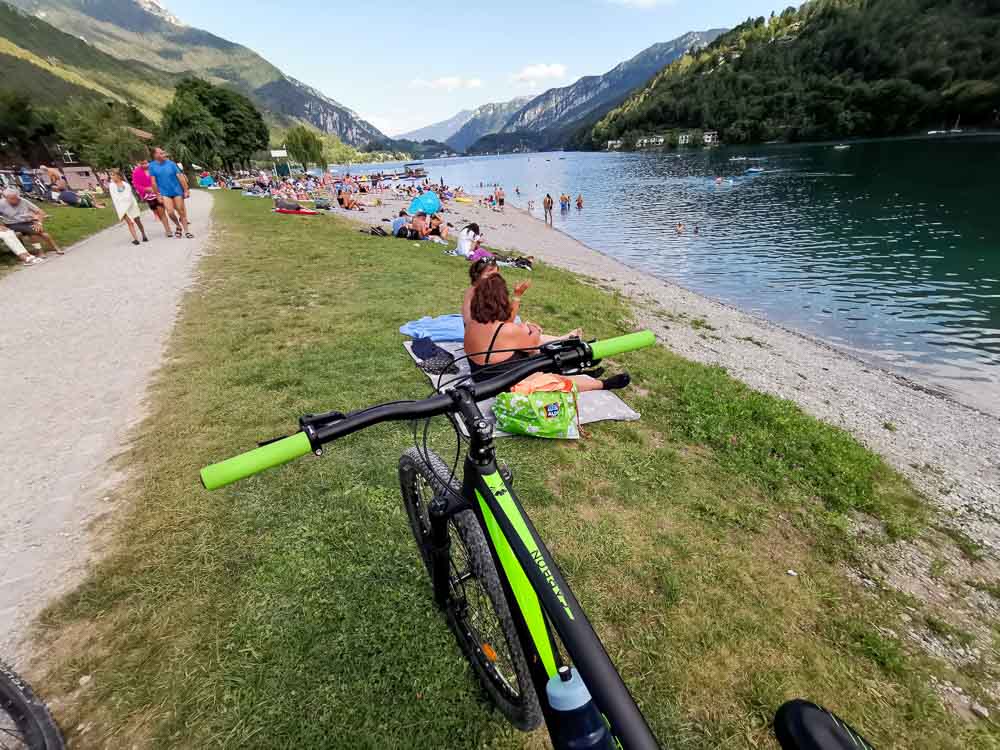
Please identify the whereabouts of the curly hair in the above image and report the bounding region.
[470,274,511,324]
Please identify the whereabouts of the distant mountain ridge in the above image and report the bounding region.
[397,109,475,143]
[501,29,725,138]
[402,29,725,154]
[445,98,531,152]
[3,0,386,145]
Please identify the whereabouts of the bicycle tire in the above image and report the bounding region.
[399,448,542,731]
[0,661,65,750]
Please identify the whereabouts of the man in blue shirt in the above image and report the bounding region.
[148,147,193,238]
[391,210,410,238]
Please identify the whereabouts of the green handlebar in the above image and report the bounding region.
[589,330,656,361]
[200,432,313,490]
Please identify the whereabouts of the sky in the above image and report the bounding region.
[165,0,781,137]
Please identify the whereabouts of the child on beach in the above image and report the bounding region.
[109,170,148,245]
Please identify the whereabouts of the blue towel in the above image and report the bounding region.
[399,314,465,342]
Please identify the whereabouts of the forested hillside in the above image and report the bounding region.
[591,0,1000,146]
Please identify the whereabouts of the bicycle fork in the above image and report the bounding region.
[428,496,452,610]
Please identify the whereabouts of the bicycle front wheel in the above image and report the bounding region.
[0,661,64,750]
[399,448,542,731]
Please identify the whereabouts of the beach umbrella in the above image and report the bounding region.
[408,191,441,215]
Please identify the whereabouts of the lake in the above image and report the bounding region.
[415,138,1000,415]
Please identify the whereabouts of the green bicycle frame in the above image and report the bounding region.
[451,390,658,748]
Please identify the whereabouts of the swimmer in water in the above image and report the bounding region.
[675,222,684,233]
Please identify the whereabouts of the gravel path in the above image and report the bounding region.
[0,191,211,664]
[350,194,1000,555]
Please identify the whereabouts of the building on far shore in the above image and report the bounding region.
[635,135,666,148]
[678,132,692,145]
[703,130,719,145]
[606,140,623,150]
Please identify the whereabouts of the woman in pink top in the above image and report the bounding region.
[132,159,175,238]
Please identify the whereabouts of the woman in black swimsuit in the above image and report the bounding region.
[464,275,630,391]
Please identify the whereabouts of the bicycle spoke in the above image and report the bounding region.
[447,528,520,698]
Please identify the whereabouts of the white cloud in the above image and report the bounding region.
[607,0,672,7]
[511,63,568,86]
[409,77,483,91]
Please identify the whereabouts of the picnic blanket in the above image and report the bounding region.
[399,314,465,342]
[404,341,641,438]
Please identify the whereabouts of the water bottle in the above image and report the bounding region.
[545,666,615,750]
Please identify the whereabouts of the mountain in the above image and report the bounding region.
[592,0,1000,146]
[0,2,180,112]
[445,97,531,152]
[3,0,386,145]
[501,30,725,138]
[397,109,475,143]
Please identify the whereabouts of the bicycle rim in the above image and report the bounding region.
[410,470,520,701]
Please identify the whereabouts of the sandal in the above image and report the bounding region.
[185,232,194,239]
[174,228,182,238]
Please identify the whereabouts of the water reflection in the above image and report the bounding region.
[422,137,1000,412]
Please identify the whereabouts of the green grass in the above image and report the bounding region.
[1,203,118,275]
[31,192,998,748]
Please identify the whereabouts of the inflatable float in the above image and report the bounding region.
[273,208,320,215]
[454,197,473,203]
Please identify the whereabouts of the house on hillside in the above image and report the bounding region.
[636,135,666,148]
[703,130,719,145]
[606,140,623,150]
[678,132,692,146]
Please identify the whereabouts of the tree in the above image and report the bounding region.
[0,90,57,160]
[323,133,360,165]
[57,99,152,171]
[171,78,268,169]
[284,125,324,171]
[160,92,225,168]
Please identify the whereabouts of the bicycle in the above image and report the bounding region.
[1,660,65,750]
[201,331,875,750]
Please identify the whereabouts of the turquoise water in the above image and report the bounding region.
[417,138,1000,415]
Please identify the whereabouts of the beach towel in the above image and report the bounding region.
[273,208,319,215]
[403,341,641,439]
[109,182,140,221]
[399,314,465,342]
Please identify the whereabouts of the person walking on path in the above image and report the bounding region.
[109,170,148,246]
[0,188,62,256]
[148,147,193,238]
[132,159,174,238]
[543,193,554,226]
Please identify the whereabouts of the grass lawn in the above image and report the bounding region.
[0,202,118,274]
[32,192,998,748]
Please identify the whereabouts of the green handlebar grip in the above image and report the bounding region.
[589,330,656,361]
[200,432,313,490]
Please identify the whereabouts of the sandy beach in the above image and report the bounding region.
[345,190,1000,557]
